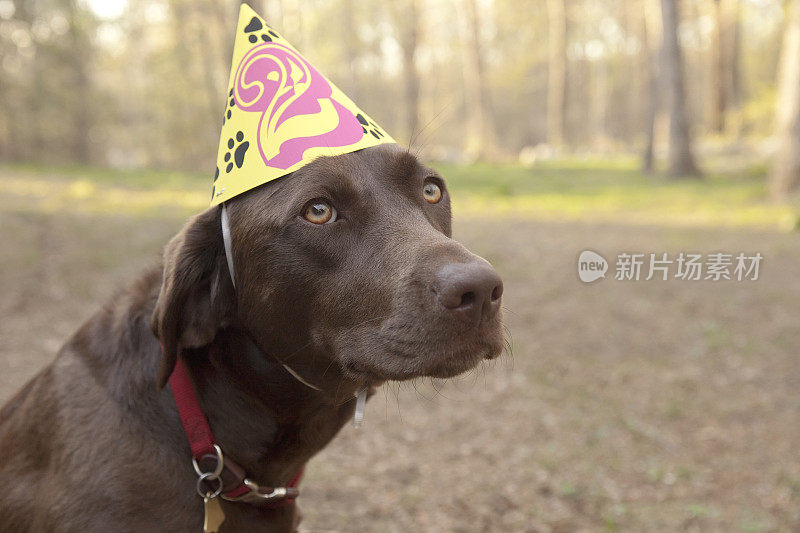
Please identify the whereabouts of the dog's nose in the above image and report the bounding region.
[434,261,503,325]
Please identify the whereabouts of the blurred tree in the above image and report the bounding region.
[770,0,800,198]
[724,0,742,137]
[547,0,567,147]
[462,0,496,159]
[65,0,94,164]
[0,0,98,163]
[390,0,421,143]
[642,0,662,173]
[711,0,742,135]
[280,0,305,51]
[622,0,648,144]
[711,0,725,133]
[0,0,788,169]
[340,0,361,102]
[660,0,700,177]
[260,0,284,29]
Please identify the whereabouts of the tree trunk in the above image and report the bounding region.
[642,0,661,173]
[340,0,360,103]
[590,60,608,147]
[769,0,800,198]
[261,0,284,28]
[724,0,742,137]
[463,0,496,160]
[391,0,421,144]
[660,0,701,177]
[710,0,741,136]
[11,0,42,161]
[66,0,94,164]
[281,0,304,51]
[191,3,224,128]
[710,0,725,133]
[547,0,567,147]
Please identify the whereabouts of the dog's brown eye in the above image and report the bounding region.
[304,201,336,224]
[423,181,442,204]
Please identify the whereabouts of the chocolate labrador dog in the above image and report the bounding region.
[0,144,503,532]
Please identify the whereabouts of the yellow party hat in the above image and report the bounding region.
[211,3,395,205]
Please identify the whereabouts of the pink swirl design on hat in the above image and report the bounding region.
[233,42,363,170]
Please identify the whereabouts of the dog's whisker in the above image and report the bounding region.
[383,385,390,421]
[411,379,421,401]
[321,357,337,378]
[393,383,404,423]
[333,374,344,403]
[430,378,450,400]
[417,377,432,402]
[408,100,453,154]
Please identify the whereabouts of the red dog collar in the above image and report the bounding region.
[168,355,302,506]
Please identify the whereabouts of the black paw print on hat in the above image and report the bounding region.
[244,16,279,44]
[211,166,219,199]
[357,113,386,140]
[222,88,236,125]
[224,131,249,173]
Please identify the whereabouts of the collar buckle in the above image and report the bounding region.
[222,478,299,504]
[193,444,225,499]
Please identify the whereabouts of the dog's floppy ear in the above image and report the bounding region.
[151,206,235,388]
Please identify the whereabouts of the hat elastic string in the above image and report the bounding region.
[220,203,236,288]
[218,202,367,423]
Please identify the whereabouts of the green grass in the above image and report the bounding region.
[0,162,211,218]
[2,157,797,229]
[433,157,798,229]
[0,161,210,189]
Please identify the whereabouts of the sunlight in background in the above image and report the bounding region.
[0,0,14,20]
[86,0,127,20]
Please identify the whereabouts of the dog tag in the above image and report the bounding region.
[203,496,226,533]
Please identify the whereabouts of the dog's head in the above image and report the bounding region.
[152,144,504,388]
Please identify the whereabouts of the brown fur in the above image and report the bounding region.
[0,145,503,531]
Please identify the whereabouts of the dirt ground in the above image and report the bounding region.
[1,203,799,531]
